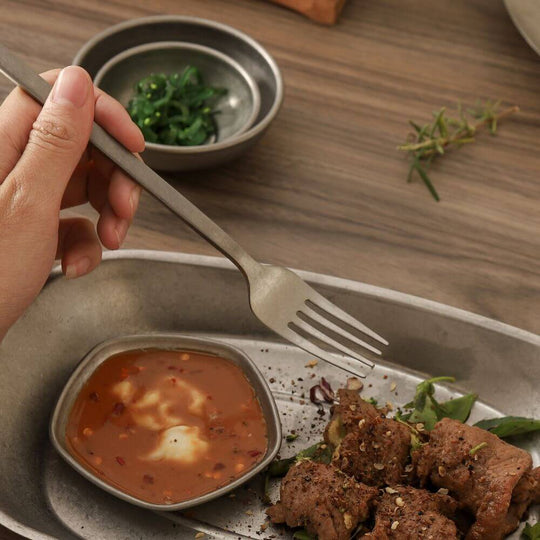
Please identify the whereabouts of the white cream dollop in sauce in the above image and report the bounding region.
[146,425,209,463]
[111,377,209,463]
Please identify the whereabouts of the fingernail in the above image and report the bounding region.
[115,219,129,248]
[51,66,89,108]
[130,186,141,213]
[65,257,91,279]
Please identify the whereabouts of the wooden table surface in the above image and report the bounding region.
[1,0,539,537]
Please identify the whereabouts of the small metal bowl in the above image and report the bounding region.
[74,16,284,171]
[50,334,282,512]
[94,42,261,157]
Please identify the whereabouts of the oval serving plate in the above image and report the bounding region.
[0,251,537,539]
[50,334,281,512]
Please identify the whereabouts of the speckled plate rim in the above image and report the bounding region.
[93,41,262,150]
[49,333,281,512]
[73,15,284,155]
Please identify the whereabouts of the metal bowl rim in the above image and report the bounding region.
[93,41,262,150]
[73,15,284,154]
[504,0,540,56]
[49,332,282,512]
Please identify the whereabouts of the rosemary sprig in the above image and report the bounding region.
[398,100,519,201]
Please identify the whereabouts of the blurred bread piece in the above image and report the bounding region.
[268,0,347,24]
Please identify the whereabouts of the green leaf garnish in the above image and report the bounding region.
[474,416,540,439]
[293,529,316,540]
[266,457,294,478]
[438,393,478,423]
[399,377,477,431]
[400,377,539,442]
[266,442,332,478]
[398,100,519,201]
[403,376,455,431]
[522,522,540,540]
[126,68,226,147]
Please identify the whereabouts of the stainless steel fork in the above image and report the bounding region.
[0,44,388,377]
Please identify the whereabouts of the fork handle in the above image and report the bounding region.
[0,44,261,279]
[90,123,261,278]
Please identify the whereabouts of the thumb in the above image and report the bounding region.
[3,66,94,214]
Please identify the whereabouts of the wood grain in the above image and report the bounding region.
[0,1,539,536]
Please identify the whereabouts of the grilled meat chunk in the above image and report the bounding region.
[324,389,381,446]
[414,417,538,540]
[266,461,377,540]
[362,485,459,539]
[333,413,412,487]
[324,389,413,486]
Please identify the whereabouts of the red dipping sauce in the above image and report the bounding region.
[66,349,268,504]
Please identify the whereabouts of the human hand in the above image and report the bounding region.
[0,66,145,341]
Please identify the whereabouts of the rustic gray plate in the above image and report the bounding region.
[0,250,538,539]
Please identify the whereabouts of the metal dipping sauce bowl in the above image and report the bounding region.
[74,16,283,171]
[50,334,282,512]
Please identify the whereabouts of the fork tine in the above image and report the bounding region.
[300,305,382,356]
[307,292,389,346]
[283,325,368,378]
[292,318,375,369]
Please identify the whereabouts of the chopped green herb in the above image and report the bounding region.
[398,100,519,201]
[286,433,299,443]
[474,417,540,439]
[395,416,425,452]
[410,430,425,452]
[469,442,488,456]
[522,522,540,540]
[127,68,226,146]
